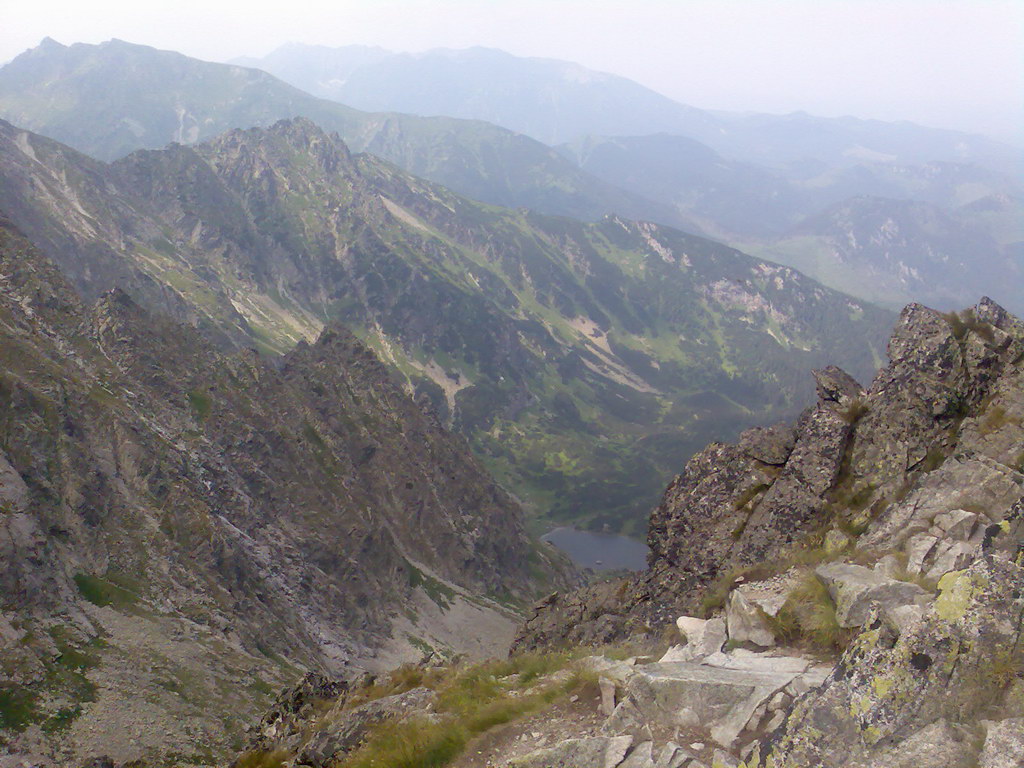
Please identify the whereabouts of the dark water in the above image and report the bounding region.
[542,527,649,571]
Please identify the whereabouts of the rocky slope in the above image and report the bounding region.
[561,135,1023,314]
[231,297,1024,768]
[0,117,893,533]
[515,297,1023,648]
[0,217,563,764]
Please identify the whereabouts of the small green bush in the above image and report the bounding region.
[233,749,290,768]
[340,652,581,768]
[944,311,968,340]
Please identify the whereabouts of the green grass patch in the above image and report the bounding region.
[340,655,581,768]
[187,390,213,421]
[73,573,139,609]
[0,685,38,731]
[407,564,457,610]
[839,398,869,425]
[50,627,101,671]
[233,749,290,768]
[42,705,82,734]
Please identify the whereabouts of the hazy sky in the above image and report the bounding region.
[3,0,1022,140]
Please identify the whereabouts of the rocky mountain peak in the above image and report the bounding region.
[207,117,355,175]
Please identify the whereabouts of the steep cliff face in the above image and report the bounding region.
[514,297,1023,651]
[0,218,560,763]
[0,117,895,533]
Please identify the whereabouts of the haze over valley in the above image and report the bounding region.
[0,2,1022,765]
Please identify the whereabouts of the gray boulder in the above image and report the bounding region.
[978,718,1024,768]
[760,549,1024,768]
[863,719,978,768]
[738,423,796,466]
[508,735,634,768]
[815,563,929,629]
[812,365,864,405]
[725,591,775,647]
[623,655,815,748]
[672,616,728,659]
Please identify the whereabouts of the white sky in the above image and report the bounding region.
[3,0,1022,141]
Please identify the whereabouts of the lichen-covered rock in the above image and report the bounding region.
[738,424,796,466]
[813,365,864,405]
[733,400,854,567]
[861,453,1021,553]
[757,548,1024,767]
[858,718,979,768]
[843,301,1022,504]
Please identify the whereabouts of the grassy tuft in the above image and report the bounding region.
[978,405,1014,436]
[840,398,869,425]
[945,308,996,343]
[733,482,771,511]
[233,749,290,768]
[342,718,467,768]
[767,572,851,652]
[187,390,213,421]
[339,651,579,768]
[944,311,968,340]
[0,685,38,731]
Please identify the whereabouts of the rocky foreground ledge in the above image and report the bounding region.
[232,300,1023,767]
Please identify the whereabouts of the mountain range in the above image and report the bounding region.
[0,31,1021,768]
[3,38,1015,319]
[232,43,1022,313]
[234,43,1017,172]
[0,38,687,230]
[0,117,893,533]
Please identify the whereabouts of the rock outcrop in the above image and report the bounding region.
[497,297,1024,766]
[514,297,1023,653]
